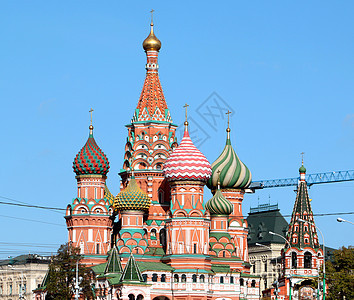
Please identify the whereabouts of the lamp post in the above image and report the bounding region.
[337,217,354,225]
[269,231,292,300]
[8,265,24,299]
[298,219,325,300]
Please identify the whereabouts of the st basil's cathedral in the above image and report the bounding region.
[62,17,259,300]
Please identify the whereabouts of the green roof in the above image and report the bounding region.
[247,206,288,246]
[120,254,144,283]
[104,246,123,274]
[91,262,107,275]
[209,232,231,241]
[212,264,230,273]
[137,261,174,272]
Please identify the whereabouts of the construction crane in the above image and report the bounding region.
[249,170,354,191]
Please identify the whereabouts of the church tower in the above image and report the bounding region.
[65,118,114,265]
[281,163,324,298]
[119,14,178,250]
[207,116,252,263]
[163,114,212,272]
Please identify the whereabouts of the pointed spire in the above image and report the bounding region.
[104,245,123,274]
[183,103,189,132]
[120,252,144,283]
[299,152,306,181]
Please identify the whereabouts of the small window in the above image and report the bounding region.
[161,274,166,282]
[152,273,158,282]
[252,264,256,273]
[220,276,224,284]
[200,275,205,283]
[193,244,197,254]
[222,251,226,258]
[230,276,234,284]
[96,244,100,254]
[264,261,267,272]
[142,274,147,282]
[174,274,179,282]
[251,280,256,287]
[181,274,187,282]
[240,278,244,286]
[192,274,197,283]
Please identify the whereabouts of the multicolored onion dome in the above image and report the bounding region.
[73,126,110,176]
[206,187,233,216]
[114,176,151,212]
[163,125,212,182]
[207,129,251,190]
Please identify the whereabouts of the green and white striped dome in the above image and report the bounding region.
[206,187,233,216]
[207,129,251,190]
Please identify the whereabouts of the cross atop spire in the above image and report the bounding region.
[183,103,189,131]
[301,152,305,165]
[89,108,94,134]
[150,9,154,25]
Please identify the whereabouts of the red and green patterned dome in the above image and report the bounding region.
[73,126,110,176]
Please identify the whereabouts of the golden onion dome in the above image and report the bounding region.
[143,23,161,52]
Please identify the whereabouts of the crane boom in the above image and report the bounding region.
[249,170,354,190]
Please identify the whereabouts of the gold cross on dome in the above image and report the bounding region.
[150,9,154,24]
[301,152,305,165]
[183,103,189,122]
[89,108,94,126]
[226,110,232,128]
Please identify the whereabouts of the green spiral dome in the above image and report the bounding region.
[206,188,233,216]
[207,130,252,190]
[114,176,151,212]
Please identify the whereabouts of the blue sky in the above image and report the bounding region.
[0,1,353,258]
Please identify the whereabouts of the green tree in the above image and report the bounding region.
[46,243,95,300]
[325,246,354,300]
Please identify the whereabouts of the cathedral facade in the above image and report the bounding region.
[65,18,260,300]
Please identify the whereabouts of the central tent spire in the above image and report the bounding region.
[132,11,172,124]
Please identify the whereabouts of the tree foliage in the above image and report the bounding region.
[325,246,354,300]
[46,243,95,300]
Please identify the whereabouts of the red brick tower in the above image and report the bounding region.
[66,120,114,265]
[119,18,178,249]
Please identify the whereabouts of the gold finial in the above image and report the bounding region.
[150,9,154,25]
[89,108,94,132]
[143,9,161,52]
[301,152,305,165]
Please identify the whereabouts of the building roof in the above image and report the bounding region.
[0,254,50,266]
[120,253,144,283]
[206,187,233,216]
[287,165,320,249]
[114,176,151,212]
[207,128,251,190]
[247,203,288,246]
[163,125,211,182]
[104,246,123,274]
[72,126,110,176]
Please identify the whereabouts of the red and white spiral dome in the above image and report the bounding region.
[163,126,212,181]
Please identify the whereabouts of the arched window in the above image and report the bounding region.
[200,275,205,283]
[251,280,256,287]
[192,274,197,283]
[292,252,297,269]
[158,190,164,203]
[137,295,144,300]
[142,274,147,282]
[304,252,312,268]
[151,229,157,239]
[220,276,224,284]
[128,294,135,300]
[174,274,179,282]
[181,274,187,283]
[161,274,166,282]
[152,273,158,282]
[240,278,244,286]
[160,228,166,247]
[230,276,234,284]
